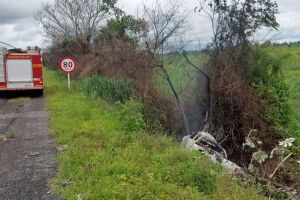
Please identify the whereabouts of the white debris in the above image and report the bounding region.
[29,152,40,156]
[279,138,295,148]
[0,134,7,142]
[56,145,68,151]
[182,134,246,176]
[243,137,256,149]
[252,150,268,164]
[77,193,83,200]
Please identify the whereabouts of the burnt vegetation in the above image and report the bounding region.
[202,0,280,162]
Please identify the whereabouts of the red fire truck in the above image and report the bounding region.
[0,47,44,95]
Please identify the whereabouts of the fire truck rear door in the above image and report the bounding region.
[6,59,33,88]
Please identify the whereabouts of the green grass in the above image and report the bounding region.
[264,45,300,121]
[154,53,207,97]
[44,68,265,200]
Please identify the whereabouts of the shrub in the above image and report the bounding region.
[80,75,134,103]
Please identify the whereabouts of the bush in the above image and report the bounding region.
[80,75,134,103]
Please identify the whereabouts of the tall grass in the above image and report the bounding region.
[80,75,134,103]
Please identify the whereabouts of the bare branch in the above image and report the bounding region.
[159,64,190,134]
[182,51,210,81]
[270,153,293,180]
[36,0,116,52]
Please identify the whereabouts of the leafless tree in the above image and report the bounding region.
[197,0,279,52]
[142,0,191,134]
[36,0,117,52]
[142,0,189,56]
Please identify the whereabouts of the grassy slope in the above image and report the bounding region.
[45,68,264,200]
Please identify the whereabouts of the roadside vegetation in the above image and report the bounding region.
[45,68,265,199]
[39,0,300,198]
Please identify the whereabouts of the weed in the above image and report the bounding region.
[80,75,134,103]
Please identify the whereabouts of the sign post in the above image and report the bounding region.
[60,57,77,90]
[67,72,71,90]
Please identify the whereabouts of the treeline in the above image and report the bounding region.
[264,41,300,47]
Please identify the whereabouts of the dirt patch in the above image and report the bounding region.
[0,96,58,200]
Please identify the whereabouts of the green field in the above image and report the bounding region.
[154,53,207,97]
[264,45,300,121]
[45,68,265,200]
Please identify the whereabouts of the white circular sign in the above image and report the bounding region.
[60,57,77,73]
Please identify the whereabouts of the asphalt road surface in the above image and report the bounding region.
[0,95,57,200]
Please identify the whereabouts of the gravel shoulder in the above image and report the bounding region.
[0,96,58,200]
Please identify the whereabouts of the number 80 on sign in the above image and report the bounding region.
[60,57,77,73]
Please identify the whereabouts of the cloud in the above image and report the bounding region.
[0,0,43,48]
[0,0,299,49]
[0,0,41,24]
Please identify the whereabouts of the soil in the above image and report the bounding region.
[0,95,58,200]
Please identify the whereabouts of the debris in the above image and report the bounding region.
[25,137,33,140]
[270,153,293,179]
[62,180,72,187]
[270,146,284,159]
[0,134,7,142]
[56,145,68,151]
[29,152,40,156]
[252,150,268,164]
[17,104,24,108]
[77,193,83,200]
[191,131,227,158]
[181,133,246,176]
[279,138,295,148]
[243,137,256,149]
[181,132,298,199]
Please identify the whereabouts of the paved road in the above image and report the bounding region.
[0,96,57,200]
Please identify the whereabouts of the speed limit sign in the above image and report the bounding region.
[59,57,77,90]
[60,57,77,73]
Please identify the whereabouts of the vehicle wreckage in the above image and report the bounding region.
[182,131,253,176]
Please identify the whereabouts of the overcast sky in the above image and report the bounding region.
[0,0,299,49]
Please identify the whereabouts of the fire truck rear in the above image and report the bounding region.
[0,47,44,95]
